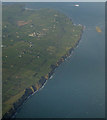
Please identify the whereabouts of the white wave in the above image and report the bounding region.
[50,75,53,79]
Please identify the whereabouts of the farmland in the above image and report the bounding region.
[2,3,83,115]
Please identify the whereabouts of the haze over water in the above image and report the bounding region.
[16,2,105,118]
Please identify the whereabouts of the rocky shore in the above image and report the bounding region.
[2,26,84,120]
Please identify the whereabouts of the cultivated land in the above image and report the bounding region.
[2,4,83,116]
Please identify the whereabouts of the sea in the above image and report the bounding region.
[15,2,105,118]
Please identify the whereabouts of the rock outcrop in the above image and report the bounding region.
[2,86,37,119]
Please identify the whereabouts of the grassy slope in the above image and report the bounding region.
[2,4,83,114]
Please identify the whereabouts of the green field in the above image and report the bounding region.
[2,3,83,115]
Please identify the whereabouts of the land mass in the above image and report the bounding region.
[2,3,83,118]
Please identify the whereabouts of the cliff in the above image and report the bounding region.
[2,3,84,119]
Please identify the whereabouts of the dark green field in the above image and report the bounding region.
[2,4,83,115]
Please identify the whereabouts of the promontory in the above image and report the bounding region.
[2,3,83,118]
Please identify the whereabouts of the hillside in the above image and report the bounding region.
[2,3,83,116]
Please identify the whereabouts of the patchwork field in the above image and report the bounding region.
[2,3,83,115]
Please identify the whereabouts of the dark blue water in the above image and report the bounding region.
[16,2,105,118]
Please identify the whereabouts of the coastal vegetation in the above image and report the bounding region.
[2,3,83,118]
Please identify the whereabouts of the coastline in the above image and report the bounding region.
[2,25,84,119]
